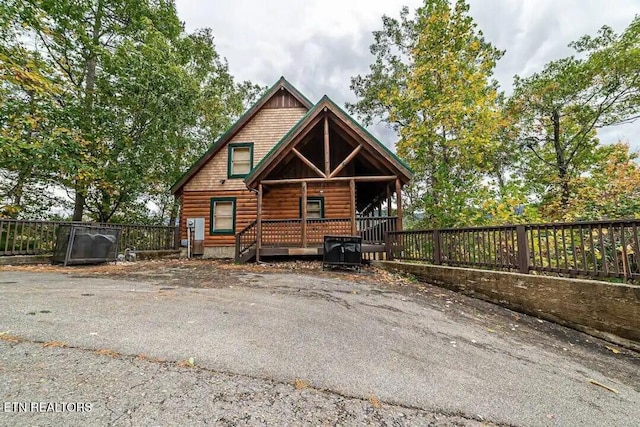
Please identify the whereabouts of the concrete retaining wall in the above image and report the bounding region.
[376,261,640,350]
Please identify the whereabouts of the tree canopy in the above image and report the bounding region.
[0,0,262,223]
[349,0,507,228]
[509,16,640,219]
[351,0,640,226]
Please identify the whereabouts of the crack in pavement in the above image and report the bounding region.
[0,335,503,426]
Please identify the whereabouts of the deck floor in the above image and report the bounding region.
[256,244,385,259]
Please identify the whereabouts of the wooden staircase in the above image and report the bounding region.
[237,248,256,263]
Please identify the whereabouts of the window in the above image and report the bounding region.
[299,196,324,219]
[210,198,236,234]
[228,143,254,178]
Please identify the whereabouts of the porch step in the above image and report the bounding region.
[237,249,256,263]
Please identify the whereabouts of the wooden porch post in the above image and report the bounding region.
[256,183,262,262]
[395,179,403,232]
[324,114,330,176]
[301,181,307,247]
[350,179,356,235]
[387,185,392,217]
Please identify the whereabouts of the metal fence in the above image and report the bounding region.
[387,219,640,281]
[0,219,178,256]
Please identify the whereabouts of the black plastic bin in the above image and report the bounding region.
[53,225,122,266]
[322,235,362,271]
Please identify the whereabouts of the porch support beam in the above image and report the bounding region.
[292,147,326,178]
[331,125,391,174]
[256,183,263,262]
[301,181,307,247]
[386,184,392,216]
[261,175,397,185]
[324,114,330,176]
[395,179,403,232]
[329,145,362,178]
[350,179,356,235]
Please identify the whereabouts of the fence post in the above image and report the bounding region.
[433,229,442,265]
[174,225,180,250]
[235,232,241,262]
[385,232,393,261]
[516,225,529,274]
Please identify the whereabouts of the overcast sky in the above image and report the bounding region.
[175,0,640,151]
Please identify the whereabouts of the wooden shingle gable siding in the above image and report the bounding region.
[171,77,313,195]
[264,90,306,109]
[184,107,308,191]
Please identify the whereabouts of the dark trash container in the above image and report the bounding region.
[53,225,122,266]
[323,235,362,271]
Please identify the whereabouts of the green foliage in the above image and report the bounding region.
[509,16,640,219]
[353,5,639,228]
[564,143,640,221]
[0,0,261,223]
[349,0,507,228]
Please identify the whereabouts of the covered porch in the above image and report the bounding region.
[235,215,398,261]
[235,175,403,262]
[235,96,412,262]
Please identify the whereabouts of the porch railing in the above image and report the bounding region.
[243,216,399,248]
[387,219,640,281]
[0,219,177,256]
[262,219,303,247]
[260,216,398,247]
[235,220,257,259]
[308,218,352,245]
[357,216,397,244]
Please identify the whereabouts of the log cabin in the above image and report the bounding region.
[171,77,412,262]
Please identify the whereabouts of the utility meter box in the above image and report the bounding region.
[187,217,205,255]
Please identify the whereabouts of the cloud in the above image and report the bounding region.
[176,0,640,150]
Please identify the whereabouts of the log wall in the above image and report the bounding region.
[181,190,257,246]
[262,182,352,220]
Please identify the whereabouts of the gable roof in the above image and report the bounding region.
[171,77,313,194]
[245,95,413,187]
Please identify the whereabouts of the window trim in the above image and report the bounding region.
[210,197,236,235]
[299,196,325,219]
[227,142,254,179]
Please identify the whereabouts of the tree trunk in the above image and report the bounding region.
[169,198,180,226]
[72,187,85,221]
[74,0,104,222]
[551,109,570,207]
[10,166,33,218]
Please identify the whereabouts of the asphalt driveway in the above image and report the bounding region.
[0,261,638,426]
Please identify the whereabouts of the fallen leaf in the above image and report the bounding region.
[177,358,195,368]
[294,378,310,389]
[42,341,66,348]
[95,349,120,357]
[369,395,382,409]
[605,345,620,354]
